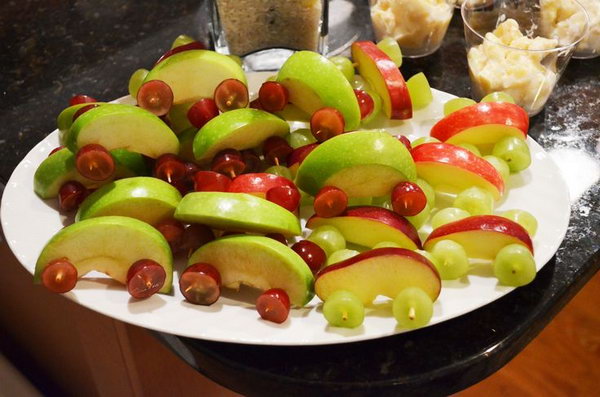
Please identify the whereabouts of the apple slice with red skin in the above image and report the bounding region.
[307,206,421,250]
[287,143,319,175]
[424,215,533,260]
[351,41,412,120]
[315,248,440,304]
[228,173,296,199]
[430,102,529,145]
[411,142,504,200]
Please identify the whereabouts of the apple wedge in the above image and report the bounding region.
[188,235,314,306]
[57,102,104,144]
[35,216,173,293]
[144,49,246,105]
[228,173,296,199]
[430,102,529,145]
[411,142,505,199]
[307,206,421,250]
[423,215,533,260]
[76,177,182,224]
[315,248,440,304]
[65,103,179,158]
[295,130,416,197]
[193,108,289,162]
[174,192,302,236]
[276,51,361,130]
[352,41,412,120]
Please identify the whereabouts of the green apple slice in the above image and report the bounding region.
[144,49,247,105]
[33,148,147,199]
[175,192,301,236]
[295,130,416,197]
[276,51,361,130]
[193,108,289,162]
[57,102,104,144]
[35,216,173,293]
[188,235,314,306]
[65,103,179,158]
[76,177,182,224]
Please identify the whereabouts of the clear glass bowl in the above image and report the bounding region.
[369,0,457,58]
[461,0,589,116]
[552,0,599,59]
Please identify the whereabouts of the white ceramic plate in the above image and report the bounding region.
[1,72,570,345]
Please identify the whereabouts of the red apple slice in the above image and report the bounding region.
[351,41,412,120]
[315,248,441,304]
[430,102,529,145]
[411,142,504,199]
[424,215,533,259]
[228,173,296,199]
[306,206,421,250]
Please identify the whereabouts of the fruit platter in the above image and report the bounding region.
[1,36,570,345]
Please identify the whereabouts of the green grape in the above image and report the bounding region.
[361,88,382,125]
[287,128,317,149]
[481,91,516,104]
[457,143,481,156]
[300,190,314,206]
[414,250,440,270]
[429,240,469,280]
[492,137,531,172]
[348,197,373,206]
[323,290,365,328]
[128,68,149,98]
[412,136,440,147]
[227,54,243,66]
[308,225,346,256]
[171,34,195,49]
[373,241,401,249]
[352,77,366,90]
[376,37,403,67]
[416,178,435,208]
[393,287,433,329]
[328,56,355,82]
[493,244,536,286]
[453,187,494,216]
[326,249,360,266]
[483,155,510,182]
[431,207,470,229]
[265,165,293,180]
[372,195,393,210]
[406,72,433,110]
[406,203,431,230]
[443,97,476,116]
[501,209,538,237]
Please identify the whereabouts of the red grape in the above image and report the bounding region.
[266,233,288,245]
[155,219,185,251]
[214,79,248,112]
[72,104,99,121]
[154,153,186,183]
[395,135,412,151]
[49,146,64,156]
[241,149,262,173]
[137,80,174,116]
[211,149,245,178]
[258,81,289,112]
[314,186,348,218]
[310,107,345,142]
[180,224,215,256]
[249,99,264,110]
[155,41,205,65]
[287,143,319,167]
[187,98,219,128]
[179,263,221,305]
[256,288,290,324]
[75,144,115,181]
[126,259,166,299]
[41,258,78,293]
[58,181,87,211]
[263,136,293,166]
[69,95,97,106]
[193,170,231,192]
[266,186,300,212]
[354,89,374,120]
[291,240,326,273]
[391,181,427,216]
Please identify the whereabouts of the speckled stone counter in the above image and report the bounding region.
[2,1,599,395]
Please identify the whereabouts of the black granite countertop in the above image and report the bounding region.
[1,1,599,396]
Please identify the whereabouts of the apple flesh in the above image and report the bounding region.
[57,102,104,144]
[351,41,412,120]
[315,248,440,304]
[76,177,182,224]
[228,173,296,198]
[188,235,314,306]
[295,131,416,198]
[411,142,504,200]
[174,192,302,236]
[430,102,529,145]
[35,216,173,293]
[193,108,289,163]
[424,215,533,260]
[65,103,179,158]
[144,49,246,105]
[307,206,421,250]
